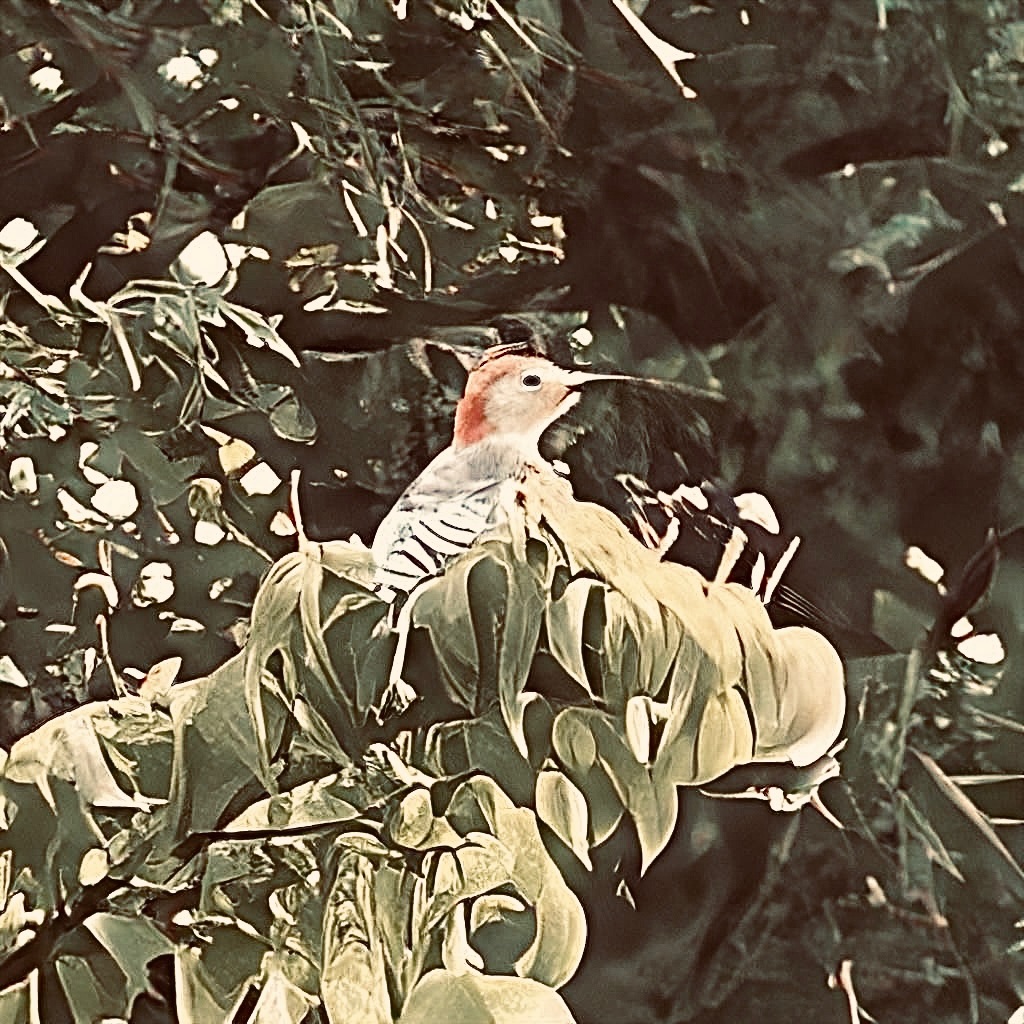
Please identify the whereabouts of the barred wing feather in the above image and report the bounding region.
[371,446,512,597]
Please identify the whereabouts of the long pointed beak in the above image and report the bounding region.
[562,369,630,390]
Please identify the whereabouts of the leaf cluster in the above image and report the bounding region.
[0,489,842,1022]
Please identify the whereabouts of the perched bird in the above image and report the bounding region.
[370,342,818,618]
[371,342,619,600]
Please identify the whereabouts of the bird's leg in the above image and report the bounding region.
[373,588,420,725]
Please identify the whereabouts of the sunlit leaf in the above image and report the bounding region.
[535,770,592,870]
[398,969,576,1024]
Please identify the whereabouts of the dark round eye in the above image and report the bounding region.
[521,372,542,390]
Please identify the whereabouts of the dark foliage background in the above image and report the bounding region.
[0,0,1022,1021]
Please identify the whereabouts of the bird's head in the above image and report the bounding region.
[453,344,621,448]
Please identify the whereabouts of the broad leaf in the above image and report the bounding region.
[399,969,576,1024]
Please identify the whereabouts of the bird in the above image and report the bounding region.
[370,342,621,601]
[370,342,811,620]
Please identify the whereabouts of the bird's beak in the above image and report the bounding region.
[562,369,629,391]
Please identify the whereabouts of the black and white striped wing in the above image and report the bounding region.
[371,449,509,599]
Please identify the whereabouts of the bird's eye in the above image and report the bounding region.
[521,372,542,390]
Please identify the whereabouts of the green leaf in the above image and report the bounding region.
[244,541,379,779]
[175,943,252,1024]
[904,750,1024,899]
[165,655,267,843]
[408,551,488,712]
[545,577,603,693]
[219,299,301,368]
[466,547,545,758]
[320,838,398,1024]
[398,969,576,1024]
[535,770,592,870]
[551,709,623,846]
[423,710,534,806]
[246,952,319,1023]
[0,974,33,1024]
[54,954,117,1024]
[388,786,463,851]
[554,708,677,874]
[84,914,174,1011]
[225,773,363,834]
[750,626,847,769]
[0,696,175,918]
[443,776,586,987]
